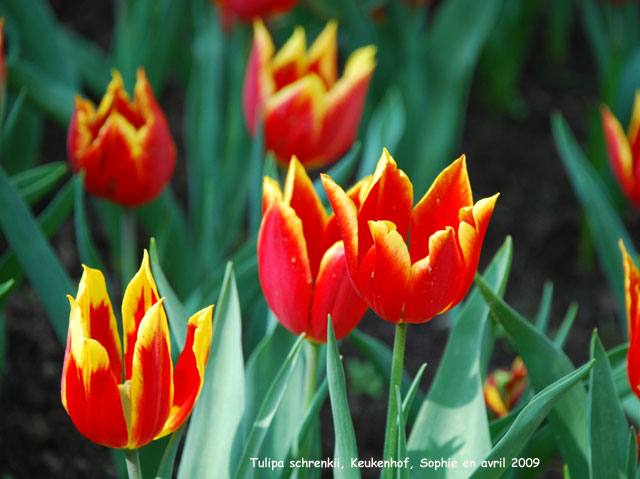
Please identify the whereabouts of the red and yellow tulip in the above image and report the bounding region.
[322,149,498,324]
[483,357,528,418]
[621,241,640,402]
[601,93,640,208]
[212,0,298,23]
[67,68,176,207]
[61,251,213,449]
[243,20,376,169]
[258,156,367,342]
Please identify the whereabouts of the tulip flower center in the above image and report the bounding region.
[118,380,133,434]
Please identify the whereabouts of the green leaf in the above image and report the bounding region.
[7,61,76,125]
[475,274,590,479]
[155,426,186,479]
[61,28,110,95]
[0,166,73,343]
[10,162,68,206]
[149,238,188,355]
[407,237,512,478]
[589,331,627,479]
[0,178,74,299]
[0,279,14,298]
[359,87,406,177]
[178,263,245,479]
[248,120,265,236]
[327,317,360,479]
[468,360,595,479]
[626,426,638,479]
[314,141,362,205]
[233,335,305,479]
[402,363,426,423]
[2,100,42,175]
[73,173,105,270]
[552,113,634,318]
[554,302,578,348]
[395,386,409,479]
[534,281,553,333]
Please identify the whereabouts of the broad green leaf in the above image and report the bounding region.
[233,335,305,479]
[501,425,556,479]
[10,162,68,206]
[475,274,590,479]
[407,237,512,479]
[359,87,405,177]
[149,238,188,355]
[0,179,74,301]
[468,360,595,479]
[589,331,627,479]
[327,317,360,479]
[74,173,105,271]
[552,113,634,317]
[2,99,42,174]
[314,141,362,205]
[178,263,245,479]
[248,121,265,237]
[0,280,13,298]
[0,166,73,342]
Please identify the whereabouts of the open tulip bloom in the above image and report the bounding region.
[67,68,176,207]
[61,251,213,452]
[258,156,367,343]
[602,92,640,209]
[243,20,376,169]
[322,149,497,474]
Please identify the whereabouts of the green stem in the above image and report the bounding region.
[303,341,320,410]
[381,322,407,479]
[124,448,142,479]
[120,208,136,288]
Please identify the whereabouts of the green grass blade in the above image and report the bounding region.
[10,162,68,206]
[73,173,105,270]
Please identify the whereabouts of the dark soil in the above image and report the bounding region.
[0,2,628,479]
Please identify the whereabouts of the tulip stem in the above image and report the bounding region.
[120,209,137,289]
[304,341,320,410]
[124,448,142,479]
[381,322,407,479]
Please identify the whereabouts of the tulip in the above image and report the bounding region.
[321,148,499,324]
[621,240,640,399]
[67,68,176,207]
[257,156,368,342]
[483,357,528,418]
[243,20,376,169]
[61,251,213,449]
[601,94,640,208]
[212,0,298,23]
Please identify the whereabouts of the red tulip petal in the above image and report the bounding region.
[602,105,637,204]
[225,0,299,22]
[271,26,307,90]
[622,241,640,399]
[357,149,413,259]
[309,242,368,342]
[403,227,464,323]
[62,299,128,449]
[357,221,410,323]
[307,21,338,90]
[318,46,376,164]
[321,174,360,282]
[73,266,123,382]
[257,200,313,336]
[324,175,372,251]
[122,250,160,381]
[264,74,327,166]
[410,155,473,263]
[284,156,329,277]
[453,194,499,307]
[243,19,275,135]
[128,300,173,448]
[158,305,214,438]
